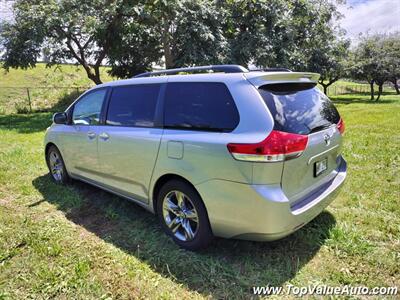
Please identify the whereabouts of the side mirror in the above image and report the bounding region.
[53,112,67,124]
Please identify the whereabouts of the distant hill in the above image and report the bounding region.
[0,63,114,114]
[0,62,114,87]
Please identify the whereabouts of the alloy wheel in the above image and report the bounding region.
[48,150,64,182]
[162,190,199,241]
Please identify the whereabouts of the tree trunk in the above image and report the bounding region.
[322,84,328,95]
[319,78,338,96]
[64,39,103,85]
[369,80,375,100]
[391,78,399,94]
[162,18,174,69]
[84,65,102,85]
[376,83,383,101]
[92,65,103,85]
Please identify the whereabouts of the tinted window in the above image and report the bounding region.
[106,84,160,127]
[259,86,340,135]
[72,89,107,125]
[164,82,239,132]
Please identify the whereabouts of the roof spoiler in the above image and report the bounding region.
[245,72,320,88]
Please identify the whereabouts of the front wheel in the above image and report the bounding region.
[46,145,70,184]
[157,180,213,250]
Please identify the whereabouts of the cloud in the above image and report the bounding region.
[338,0,400,43]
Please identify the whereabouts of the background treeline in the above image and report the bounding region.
[0,0,399,100]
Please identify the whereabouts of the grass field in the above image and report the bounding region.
[0,84,399,299]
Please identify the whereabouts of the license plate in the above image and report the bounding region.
[314,158,328,177]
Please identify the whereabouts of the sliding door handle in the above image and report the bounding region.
[99,132,110,141]
[87,131,96,140]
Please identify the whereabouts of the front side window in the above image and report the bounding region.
[72,89,107,125]
[164,82,239,132]
[106,84,160,127]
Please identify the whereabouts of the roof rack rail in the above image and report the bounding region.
[133,65,249,78]
[251,67,292,72]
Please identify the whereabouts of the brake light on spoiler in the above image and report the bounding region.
[227,130,309,162]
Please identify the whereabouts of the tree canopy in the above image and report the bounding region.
[5,0,398,96]
[0,0,159,84]
[348,33,400,100]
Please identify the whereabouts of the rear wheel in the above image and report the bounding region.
[157,180,213,250]
[46,145,70,184]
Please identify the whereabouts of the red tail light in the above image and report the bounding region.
[337,118,345,135]
[227,130,308,162]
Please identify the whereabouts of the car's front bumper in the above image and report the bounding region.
[195,157,347,241]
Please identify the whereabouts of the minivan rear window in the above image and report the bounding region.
[164,82,239,132]
[259,85,340,135]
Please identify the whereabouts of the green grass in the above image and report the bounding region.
[0,90,399,299]
[0,63,114,114]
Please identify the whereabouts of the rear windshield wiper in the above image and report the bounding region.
[308,123,332,134]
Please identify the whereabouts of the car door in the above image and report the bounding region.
[61,88,108,182]
[97,83,164,202]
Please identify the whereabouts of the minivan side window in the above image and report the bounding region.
[72,89,107,125]
[106,84,160,127]
[164,82,239,132]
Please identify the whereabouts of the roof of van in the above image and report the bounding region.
[97,70,320,89]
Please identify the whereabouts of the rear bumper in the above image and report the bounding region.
[196,156,347,241]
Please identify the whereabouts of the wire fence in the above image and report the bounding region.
[325,84,373,96]
[0,83,396,115]
[0,86,91,114]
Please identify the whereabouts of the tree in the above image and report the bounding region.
[165,1,227,68]
[220,0,345,71]
[220,0,287,68]
[308,38,349,95]
[104,2,161,79]
[108,0,227,78]
[1,0,353,83]
[348,40,378,100]
[349,33,400,100]
[0,0,158,84]
[382,33,400,94]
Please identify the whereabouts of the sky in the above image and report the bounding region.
[338,0,400,42]
[0,0,13,23]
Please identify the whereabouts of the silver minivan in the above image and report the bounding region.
[45,65,346,250]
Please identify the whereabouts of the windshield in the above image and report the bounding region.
[259,85,340,135]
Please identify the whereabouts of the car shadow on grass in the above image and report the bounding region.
[0,89,81,132]
[0,113,53,133]
[330,93,399,105]
[32,174,336,298]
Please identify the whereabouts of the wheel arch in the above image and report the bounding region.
[151,174,208,217]
[45,142,57,157]
[45,142,69,175]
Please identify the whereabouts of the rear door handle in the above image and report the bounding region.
[87,131,96,139]
[99,132,110,141]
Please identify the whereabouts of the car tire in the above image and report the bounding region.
[157,180,213,250]
[46,145,70,184]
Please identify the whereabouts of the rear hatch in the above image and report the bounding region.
[247,72,344,203]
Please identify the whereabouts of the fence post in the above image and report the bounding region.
[26,88,32,113]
